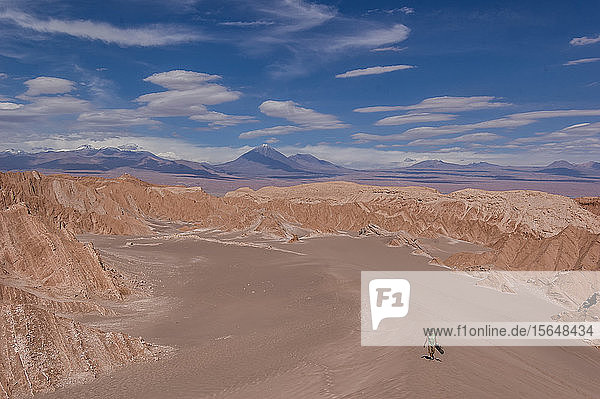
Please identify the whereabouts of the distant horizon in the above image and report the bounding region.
[1,143,598,169]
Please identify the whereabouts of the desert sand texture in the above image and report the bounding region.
[36,231,600,399]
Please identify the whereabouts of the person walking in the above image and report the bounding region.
[424,333,438,360]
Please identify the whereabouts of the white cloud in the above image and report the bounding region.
[0,102,23,110]
[143,70,222,90]
[0,96,90,119]
[137,70,241,115]
[239,100,348,139]
[0,70,253,131]
[0,95,92,137]
[408,132,501,146]
[136,86,240,114]
[24,76,75,96]
[365,7,414,16]
[219,21,275,27]
[512,122,600,144]
[216,3,411,77]
[356,107,600,142]
[507,109,600,119]
[564,122,590,129]
[335,64,414,78]
[239,125,303,139]
[77,110,159,127]
[133,70,251,127]
[0,10,202,46]
[563,58,600,66]
[258,100,348,129]
[370,46,406,52]
[354,96,510,113]
[328,24,410,51]
[355,118,533,142]
[374,112,456,126]
[570,34,600,46]
[189,111,256,127]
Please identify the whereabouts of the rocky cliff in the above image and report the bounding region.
[2,173,599,270]
[0,303,161,398]
[0,190,164,398]
[577,196,600,216]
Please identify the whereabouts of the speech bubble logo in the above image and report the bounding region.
[369,278,411,330]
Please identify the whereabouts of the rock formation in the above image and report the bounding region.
[0,303,162,398]
[2,172,599,270]
[0,187,165,398]
[577,197,600,216]
[0,203,129,300]
[445,226,600,271]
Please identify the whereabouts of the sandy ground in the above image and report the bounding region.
[38,232,600,399]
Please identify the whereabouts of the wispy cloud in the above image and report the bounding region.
[258,100,348,129]
[0,10,202,46]
[354,96,511,113]
[570,34,600,46]
[211,2,411,77]
[374,112,457,126]
[335,64,414,78]
[370,46,406,53]
[261,0,336,33]
[239,100,348,139]
[218,20,275,27]
[563,57,600,66]
[328,24,410,51]
[354,108,600,142]
[239,125,303,139]
[365,7,415,16]
[507,109,600,119]
[407,132,501,146]
[77,110,158,128]
[512,121,600,144]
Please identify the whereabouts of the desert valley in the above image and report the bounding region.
[0,163,599,398]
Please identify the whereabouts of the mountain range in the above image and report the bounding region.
[0,144,354,179]
[1,145,599,196]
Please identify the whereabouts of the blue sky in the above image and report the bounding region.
[0,0,599,167]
